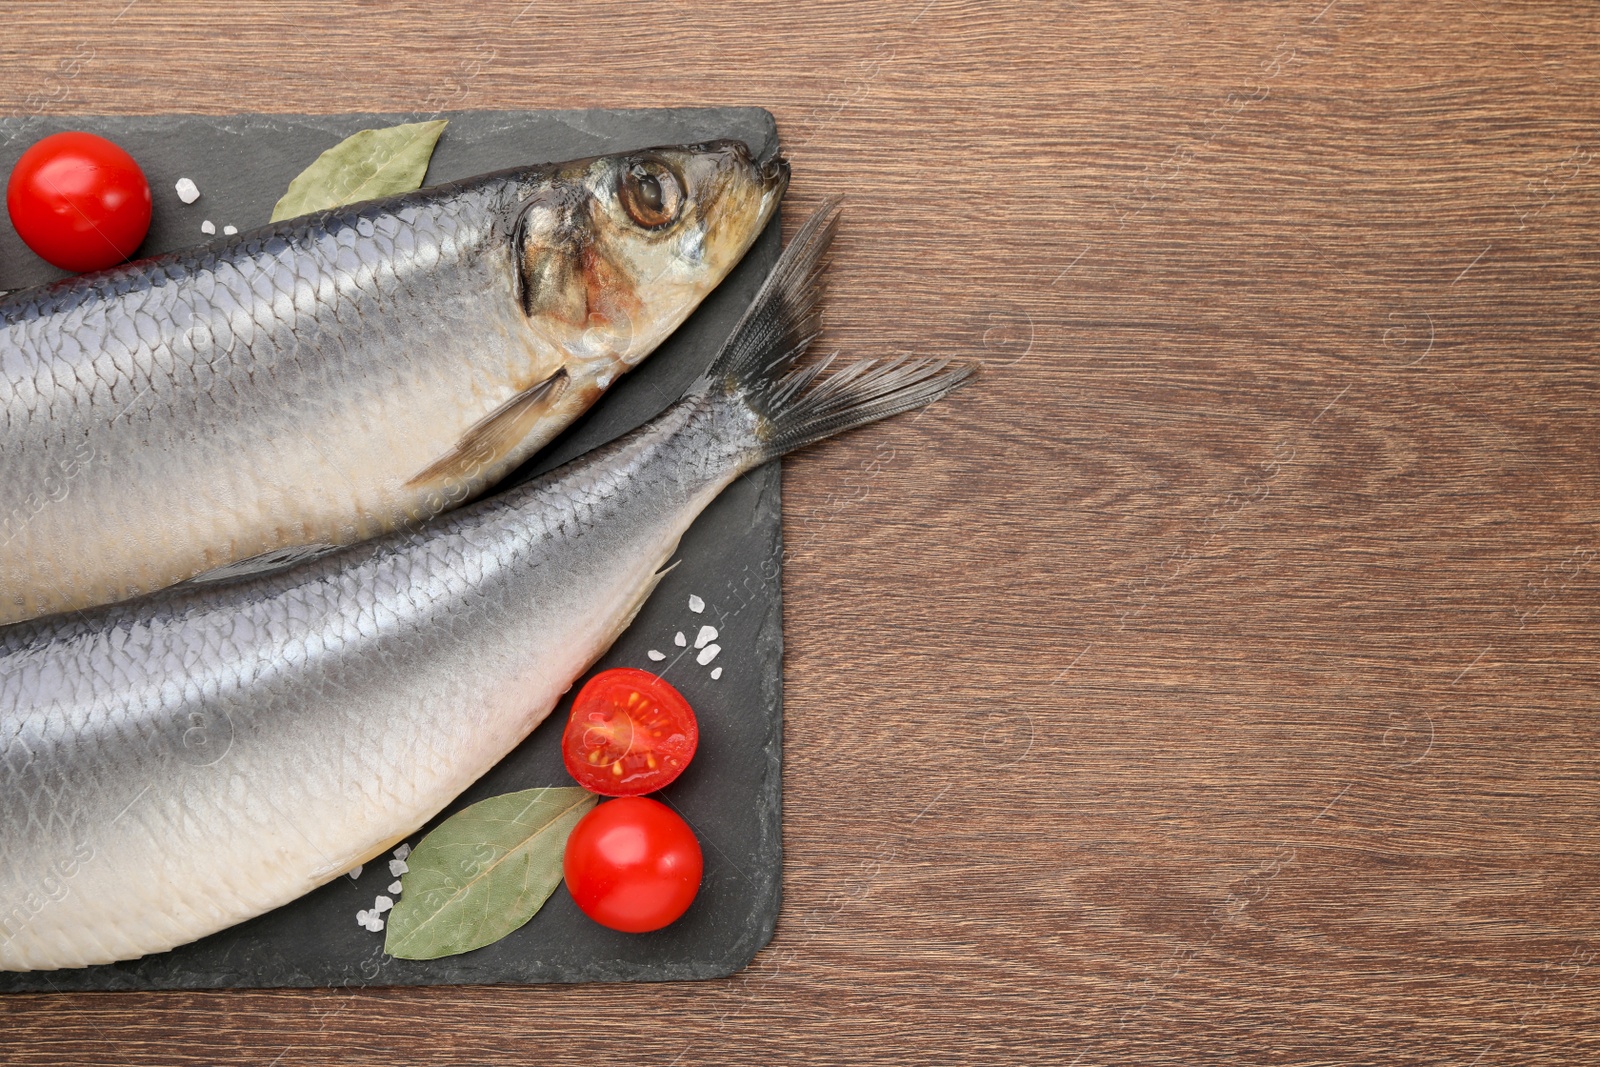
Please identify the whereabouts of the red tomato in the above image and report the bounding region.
[7,131,152,272]
[561,667,698,796]
[563,796,703,933]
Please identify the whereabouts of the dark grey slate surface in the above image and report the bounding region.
[0,108,785,992]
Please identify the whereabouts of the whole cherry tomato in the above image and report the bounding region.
[7,131,152,272]
[563,796,703,933]
[561,668,699,796]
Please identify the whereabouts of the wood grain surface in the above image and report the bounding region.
[2,1,1598,1063]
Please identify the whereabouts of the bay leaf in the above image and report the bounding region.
[270,118,448,222]
[384,786,596,960]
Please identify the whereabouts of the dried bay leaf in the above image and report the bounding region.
[270,118,447,222]
[384,786,597,960]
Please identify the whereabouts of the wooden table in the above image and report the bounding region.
[3,1,1597,1063]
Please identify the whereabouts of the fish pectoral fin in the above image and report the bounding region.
[404,368,570,491]
[184,542,343,585]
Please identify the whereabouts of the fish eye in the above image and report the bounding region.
[619,158,684,230]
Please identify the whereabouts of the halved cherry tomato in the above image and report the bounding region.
[563,796,703,933]
[7,131,152,273]
[561,667,698,796]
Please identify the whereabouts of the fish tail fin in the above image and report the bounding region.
[695,199,975,462]
[749,351,975,459]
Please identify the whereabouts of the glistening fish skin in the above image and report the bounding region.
[0,203,971,971]
[0,140,787,625]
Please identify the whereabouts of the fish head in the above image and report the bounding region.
[513,140,789,371]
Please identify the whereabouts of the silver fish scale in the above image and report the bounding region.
[0,392,754,970]
[0,175,544,624]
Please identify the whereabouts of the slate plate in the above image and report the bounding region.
[0,109,785,992]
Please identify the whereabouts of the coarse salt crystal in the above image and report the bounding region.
[688,595,704,613]
[355,909,370,926]
[389,858,408,877]
[374,895,393,913]
[200,220,216,235]
[347,864,363,880]
[711,666,722,680]
[222,224,238,235]
[174,177,200,204]
[694,625,718,649]
[647,649,665,662]
[389,880,403,894]
[674,631,686,647]
[394,843,411,860]
[368,915,385,932]
[696,643,721,666]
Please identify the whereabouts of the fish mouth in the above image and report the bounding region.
[745,143,789,222]
[746,138,790,190]
[760,152,791,193]
[717,138,791,198]
[712,139,788,235]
